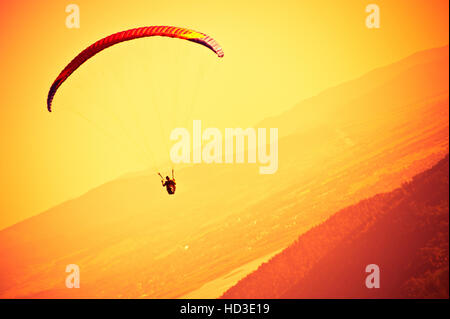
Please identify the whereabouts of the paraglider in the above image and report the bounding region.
[47,26,224,111]
[46,26,224,196]
[158,170,176,195]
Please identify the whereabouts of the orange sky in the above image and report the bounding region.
[0,0,448,230]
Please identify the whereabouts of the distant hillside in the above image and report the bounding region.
[222,155,449,299]
[259,45,449,138]
[0,46,447,298]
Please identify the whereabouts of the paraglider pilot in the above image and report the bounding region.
[159,169,176,195]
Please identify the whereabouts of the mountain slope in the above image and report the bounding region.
[222,155,449,299]
[0,46,448,298]
[259,45,449,138]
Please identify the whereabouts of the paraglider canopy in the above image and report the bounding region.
[47,26,224,111]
